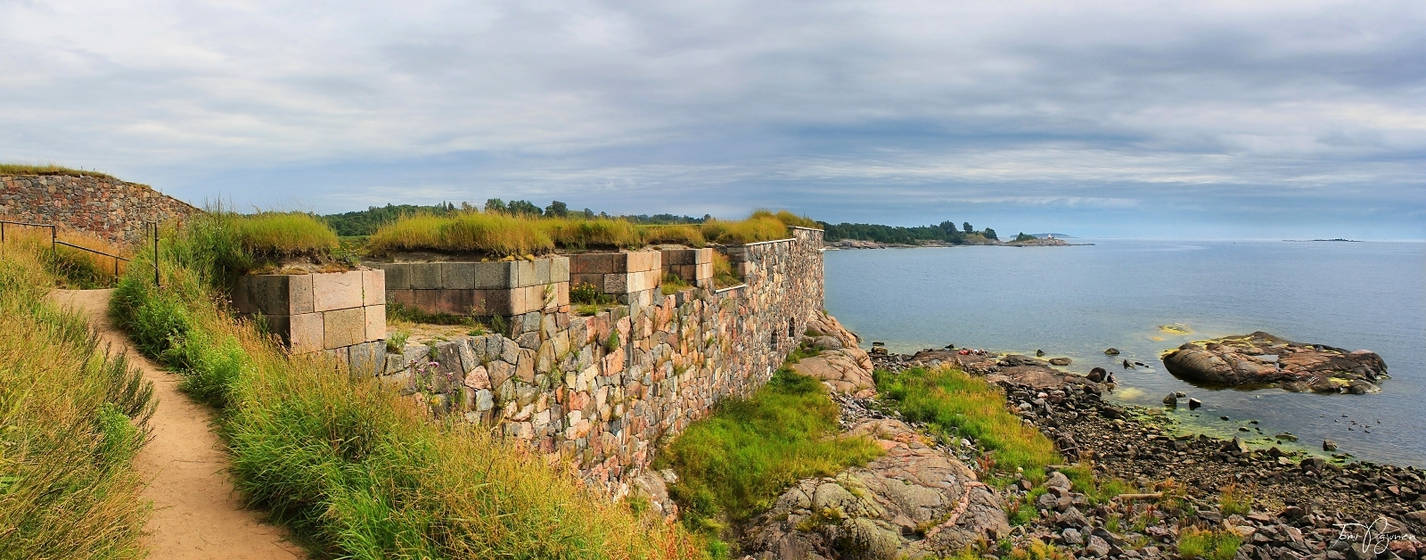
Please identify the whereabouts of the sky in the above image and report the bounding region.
[2,1,1424,240]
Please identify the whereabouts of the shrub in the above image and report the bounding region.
[109,214,704,559]
[1218,483,1252,516]
[640,225,706,247]
[875,366,1060,485]
[0,240,154,559]
[658,370,883,550]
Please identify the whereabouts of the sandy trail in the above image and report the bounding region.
[51,288,305,560]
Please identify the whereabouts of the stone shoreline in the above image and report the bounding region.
[872,348,1426,559]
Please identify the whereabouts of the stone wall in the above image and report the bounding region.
[375,257,571,317]
[0,173,200,245]
[373,227,824,496]
[660,247,715,289]
[569,249,663,306]
[233,269,387,375]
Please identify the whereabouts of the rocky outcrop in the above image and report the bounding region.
[895,349,1105,391]
[1162,331,1388,393]
[792,311,876,398]
[742,419,1009,560]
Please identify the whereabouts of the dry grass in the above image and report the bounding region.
[711,251,741,288]
[0,241,154,559]
[230,212,339,259]
[0,163,117,180]
[110,215,707,559]
[0,224,133,287]
[700,209,817,245]
[639,225,706,247]
[367,212,555,258]
[543,217,643,251]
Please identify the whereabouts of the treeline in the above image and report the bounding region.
[821,220,998,244]
[324,200,711,236]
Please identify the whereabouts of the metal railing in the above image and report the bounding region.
[0,219,132,281]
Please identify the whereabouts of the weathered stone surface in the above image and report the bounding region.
[0,172,199,244]
[289,312,324,354]
[1162,331,1388,393]
[323,307,367,349]
[313,270,364,312]
[743,419,1008,559]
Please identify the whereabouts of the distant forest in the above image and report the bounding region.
[321,200,1000,244]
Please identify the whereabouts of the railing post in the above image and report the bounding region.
[50,225,56,253]
[152,222,160,288]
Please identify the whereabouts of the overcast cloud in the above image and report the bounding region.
[2,0,1423,239]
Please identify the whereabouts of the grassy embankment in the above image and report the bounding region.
[657,370,884,558]
[109,212,705,559]
[0,235,155,558]
[1,224,134,287]
[365,210,816,259]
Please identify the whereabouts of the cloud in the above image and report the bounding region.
[0,0,1423,237]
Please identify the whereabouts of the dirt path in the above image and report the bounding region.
[51,289,305,560]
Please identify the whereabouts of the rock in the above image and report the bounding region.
[1036,349,1046,357]
[1087,367,1107,382]
[741,419,1008,559]
[1163,393,1177,406]
[1061,527,1084,546]
[1045,471,1072,492]
[1055,506,1089,528]
[1323,439,1338,452]
[1161,331,1388,392]
[1275,432,1298,442]
[1187,398,1202,410]
[1104,347,1120,356]
[1048,357,1072,366]
[1123,359,1132,369]
[1085,535,1111,557]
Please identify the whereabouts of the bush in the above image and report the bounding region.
[875,366,1060,485]
[658,370,883,551]
[0,241,154,559]
[109,214,705,559]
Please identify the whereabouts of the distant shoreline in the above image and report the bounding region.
[824,239,1094,250]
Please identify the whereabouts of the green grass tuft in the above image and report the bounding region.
[367,212,555,258]
[639,224,706,247]
[658,370,884,553]
[874,366,1060,485]
[231,212,339,260]
[1177,528,1242,560]
[0,162,118,179]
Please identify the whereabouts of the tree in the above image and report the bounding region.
[962,222,974,234]
[545,200,569,217]
[507,200,542,216]
[582,208,595,218]
[1014,232,1035,242]
[484,198,507,213]
[982,227,998,240]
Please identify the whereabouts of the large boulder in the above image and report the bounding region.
[795,311,876,398]
[1161,331,1387,393]
[742,419,1009,559]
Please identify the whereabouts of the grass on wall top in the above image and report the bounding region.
[0,163,117,180]
[230,212,340,260]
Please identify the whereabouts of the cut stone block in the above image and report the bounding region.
[550,256,570,283]
[440,262,478,290]
[348,340,386,377]
[313,271,364,311]
[235,274,314,316]
[408,263,442,290]
[364,305,386,342]
[474,261,516,289]
[362,269,384,306]
[379,263,410,290]
[324,307,367,349]
[290,312,324,354]
[513,260,537,287]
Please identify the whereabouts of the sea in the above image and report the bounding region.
[824,239,1426,467]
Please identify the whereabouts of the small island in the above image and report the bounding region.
[1161,331,1388,393]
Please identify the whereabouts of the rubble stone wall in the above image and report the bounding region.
[0,173,200,244]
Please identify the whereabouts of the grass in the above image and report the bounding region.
[1218,484,1252,516]
[660,272,691,295]
[109,213,706,559]
[231,212,339,260]
[1061,463,1134,505]
[1,225,134,287]
[699,210,818,245]
[639,225,705,247]
[0,162,117,179]
[1177,528,1242,560]
[656,370,884,556]
[542,217,642,251]
[0,238,154,559]
[874,366,1060,485]
[367,212,556,258]
[710,251,741,288]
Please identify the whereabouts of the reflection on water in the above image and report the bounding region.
[825,240,1426,466]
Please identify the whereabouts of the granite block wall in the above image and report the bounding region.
[568,250,663,306]
[660,247,715,289]
[233,269,387,374]
[0,173,200,244]
[372,228,824,496]
[374,257,571,316]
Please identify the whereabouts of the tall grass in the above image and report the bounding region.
[639,225,705,247]
[0,240,154,559]
[109,214,704,559]
[875,366,1060,485]
[657,370,883,556]
[752,209,819,229]
[542,217,642,251]
[1,225,133,287]
[231,212,339,260]
[699,210,817,245]
[367,212,555,258]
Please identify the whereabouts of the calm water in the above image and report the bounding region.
[825,240,1426,467]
